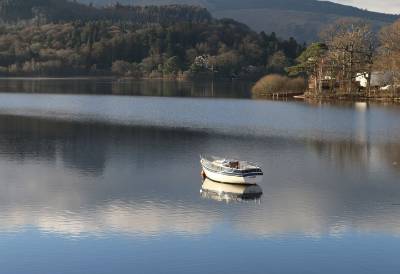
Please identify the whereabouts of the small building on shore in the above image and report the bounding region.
[356,72,394,89]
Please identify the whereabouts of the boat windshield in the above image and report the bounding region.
[212,158,259,171]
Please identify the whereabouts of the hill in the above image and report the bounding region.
[0,1,304,77]
[78,0,399,41]
[0,0,212,23]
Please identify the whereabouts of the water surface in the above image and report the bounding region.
[0,79,399,274]
[0,77,252,98]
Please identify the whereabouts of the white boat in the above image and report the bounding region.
[200,178,263,202]
[200,155,263,185]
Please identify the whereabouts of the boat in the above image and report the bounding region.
[200,155,263,185]
[200,178,263,202]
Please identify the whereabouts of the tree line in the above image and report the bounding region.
[0,2,305,78]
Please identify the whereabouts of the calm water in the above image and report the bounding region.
[0,77,252,98]
[0,79,400,274]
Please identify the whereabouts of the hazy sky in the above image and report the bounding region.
[331,0,400,14]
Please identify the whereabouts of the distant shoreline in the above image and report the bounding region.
[0,76,252,82]
[304,92,400,102]
[255,93,400,103]
[0,77,399,103]
[0,76,116,80]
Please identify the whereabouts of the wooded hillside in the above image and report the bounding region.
[79,0,400,41]
[0,0,212,23]
[0,2,304,77]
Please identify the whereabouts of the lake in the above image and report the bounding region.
[0,78,399,274]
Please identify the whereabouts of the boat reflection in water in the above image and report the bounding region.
[200,178,263,202]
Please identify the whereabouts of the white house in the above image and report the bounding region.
[356,72,393,88]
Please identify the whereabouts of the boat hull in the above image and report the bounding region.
[202,167,263,185]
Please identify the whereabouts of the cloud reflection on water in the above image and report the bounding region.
[0,115,399,238]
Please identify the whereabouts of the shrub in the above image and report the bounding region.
[252,74,286,96]
[252,74,306,97]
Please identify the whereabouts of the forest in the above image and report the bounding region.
[0,1,304,78]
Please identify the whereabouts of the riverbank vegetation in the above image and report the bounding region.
[286,18,400,100]
[0,1,304,79]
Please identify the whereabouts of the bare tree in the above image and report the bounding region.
[376,20,400,95]
[321,19,376,95]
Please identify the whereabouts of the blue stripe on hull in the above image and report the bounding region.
[202,164,263,178]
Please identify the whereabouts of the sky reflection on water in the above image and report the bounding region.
[0,92,399,273]
[0,115,399,239]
